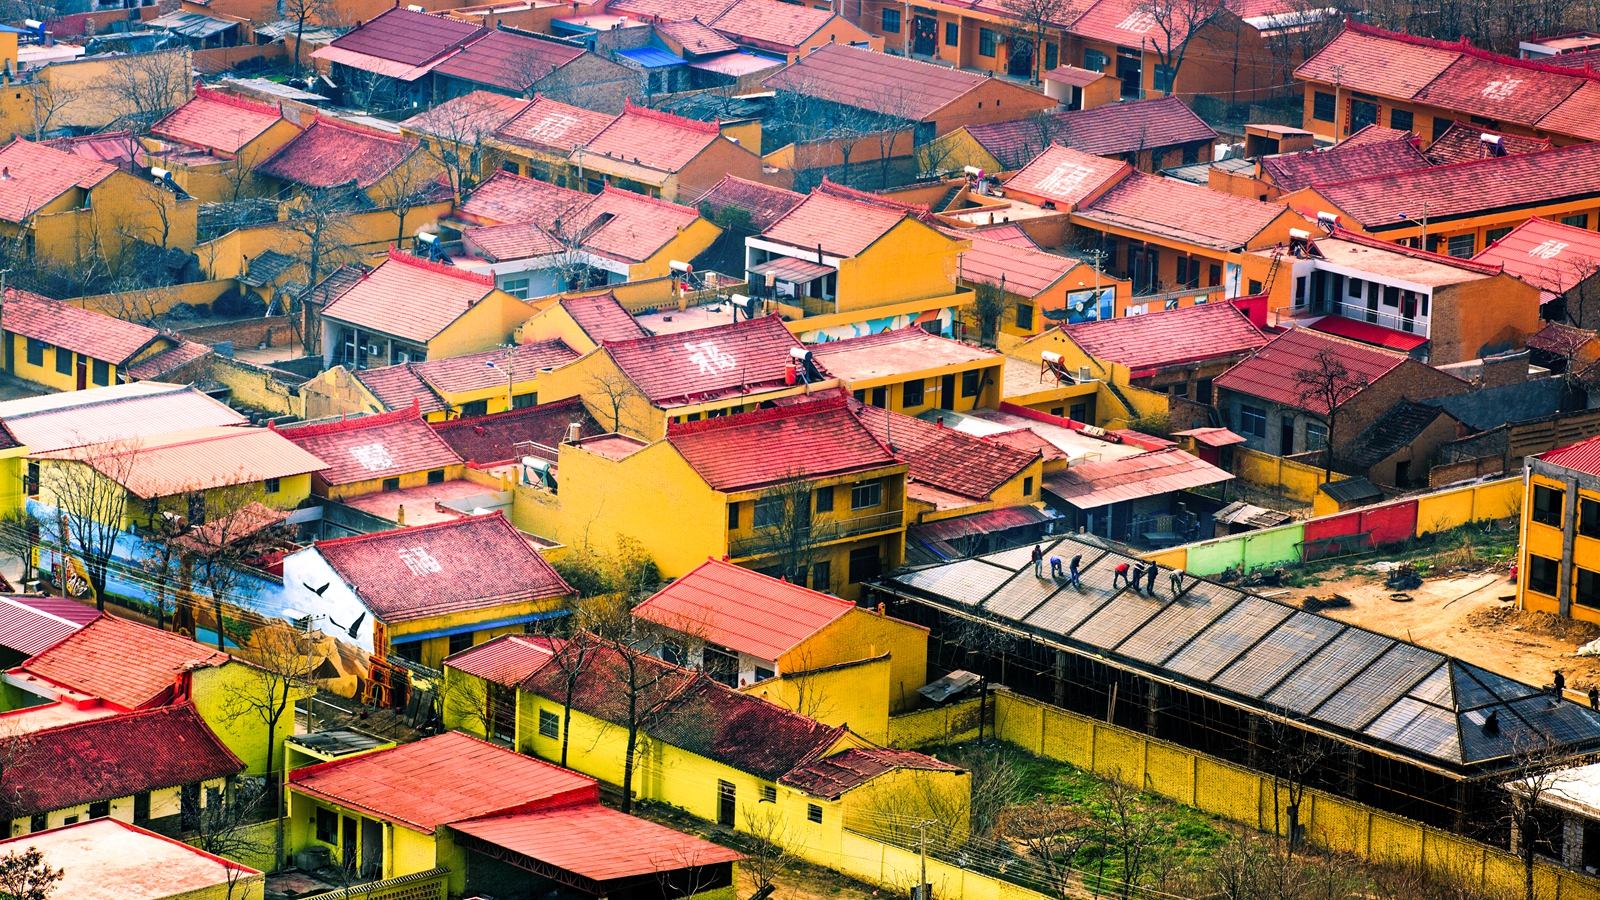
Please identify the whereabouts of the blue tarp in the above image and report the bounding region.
[617,46,687,68]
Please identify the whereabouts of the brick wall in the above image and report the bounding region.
[182,316,302,352]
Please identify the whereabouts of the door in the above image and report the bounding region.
[1365,281,1379,323]
[341,816,358,871]
[361,818,383,879]
[912,15,936,55]
[1007,35,1034,78]
[717,780,736,826]
[1394,461,1411,487]
[940,373,956,410]
[1279,416,1296,456]
[1116,48,1142,98]
[1350,99,1378,132]
[75,356,86,390]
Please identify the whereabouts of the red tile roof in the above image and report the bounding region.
[14,616,230,711]
[444,634,560,684]
[457,170,590,228]
[3,704,243,818]
[432,397,600,466]
[494,96,617,154]
[1043,447,1233,508]
[667,394,898,492]
[1067,0,1193,47]
[401,91,531,141]
[1525,321,1597,355]
[854,402,1038,501]
[634,559,853,659]
[607,0,738,21]
[1002,144,1128,208]
[325,6,485,68]
[413,339,578,395]
[1260,139,1431,193]
[1042,64,1110,88]
[255,116,415,190]
[1472,216,1600,296]
[321,250,498,343]
[606,313,808,406]
[0,596,95,656]
[657,18,739,55]
[1422,121,1552,166]
[761,188,912,258]
[1413,53,1586,127]
[1340,124,1414,146]
[967,223,1041,248]
[779,747,961,800]
[561,292,650,343]
[40,425,329,499]
[355,364,449,415]
[576,186,703,263]
[0,140,116,222]
[462,221,564,262]
[1063,301,1266,373]
[967,96,1215,163]
[764,42,1007,121]
[582,100,722,174]
[1077,170,1289,250]
[1173,426,1248,447]
[277,404,465,485]
[1296,24,1464,100]
[710,0,834,52]
[1212,327,1409,412]
[450,806,744,882]
[692,174,805,231]
[432,30,586,92]
[947,228,1076,296]
[151,87,284,155]
[522,640,845,779]
[1310,142,1600,230]
[313,512,570,624]
[125,341,213,381]
[1309,315,1430,352]
[42,131,136,167]
[289,731,597,832]
[1533,80,1600,141]
[2,288,163,364]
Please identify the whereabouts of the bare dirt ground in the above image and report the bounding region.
[1303,566,1600,698]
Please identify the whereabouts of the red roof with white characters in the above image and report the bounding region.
[666,394,899,492]
[3,704,243,818]
[605,313,812,407]
[1002,144,1128,209]
[277,403,465,486]
[320,250,500,343]
[633,558,856,660]
[11,616,230,711]
[151,87,285,154]
[1212,327,1410,412]
[1473,216,1600,297]
[313,512,570,624]
[494,95,617,154]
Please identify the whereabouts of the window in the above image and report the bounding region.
[808,803,823,823]
[460,399,489,417]
[962,369,981,397]
[1580,569,1600,609]
[1486,227,1511,246]
[754,665,774,682]
[1584,497,1600,538]
[395,640,422,663]
[882,7,900,31]
[1239,404,1267,438]
[448,632,473,655]
[903,380,924,408]
[945,21,958,45]
[501,277,530,299]
[851,480,881,510]
[1153,65,1174,93]
[539,709,560,738]
[1312,91,1335,122]
[1389,109,1413,132]
[89,800,110,819]
[317,807,338,844]
[382,477,401,492]
[811,560,830,591]
[1445,234,1475,258]
[1209,264,1221,287]
[25,338,42,367]
[815,487,833,513]
[1023,476,1034,496]
[1528,554,1561,596]
[188,493,206,526]
[1247,279,1262,294]
[92,359,109,386]
[762,785,778,803]
[1533,484,1564,526]
[848,546,881,583]
[704,647,739,687]
[513,392,536,409]
[1195,378,1213,405]
[264,477,281,494]
[1348,278,1363,298]
[754,495,786,528]
[1565,214,1590,229]
[1305,422,1328,451]
[1085,49,1107,71]
[28,814,45,833]
[134,792,151,825]
[728,503,740,529]
[1069,402,1087,422]
[61,816,77,826]
[55,348,71,375]
[979,28,996,57]
[427,469,445,485]
[1015,303,1033,331]
[1432,117,1451,142]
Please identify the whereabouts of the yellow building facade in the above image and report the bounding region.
[1519,443,1600,625]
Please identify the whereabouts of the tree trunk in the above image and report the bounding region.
[293,17,305,78]
[267,708,284,871]
[214,594,226,650]
[561,677,578,767]
[1323,412,1336,483]
[622,723,639,814]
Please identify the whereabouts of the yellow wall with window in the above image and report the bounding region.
[36,460,312,534]
[4,329,179,393]
[836,220,967,312]
[319,463,467,502]
[387,599,566,671]
[628,217,723,281]
[788,607,929,712]
[843,356,1004,416]
[286,788,468,892]
[740,655,893,742]
[1516,468,1600,626]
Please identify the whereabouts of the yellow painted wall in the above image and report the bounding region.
[191,662,302,776]
[27,169,199,266]
[389,599,565,670]
[843,356,1004,416]
[152,118,303,204]
[196,202,453,282]
[791,606,928,712]
[836,219,966,312]
[26,51,192,132]
[321,463,467,502]
[7,780,220,837]
[1234,446,1350,505]
[630,217,723,281]
[1283,185,1600,254]
[417,289,537,361]
[5,332,149,393]
[740,655,892,744]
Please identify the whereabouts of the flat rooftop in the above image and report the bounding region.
[0,700,118,734]
[941,197,1059,226]
[632,302,748,336]
[573,433,647,461]
[1282,238,1495,287]
[0,818,260,900]
[341,479,509,526]
[937,407,1145,464]
[812,331,997,384]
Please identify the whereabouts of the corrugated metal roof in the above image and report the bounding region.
[38,426,328,499]
[444,634,559,685]
[451,806,743,882]
[0,595,95,655]
[0,382,246,454]
[1042,448,1231,508]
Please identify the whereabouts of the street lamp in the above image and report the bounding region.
[486,348,515,411]
[1396,202,1430,249]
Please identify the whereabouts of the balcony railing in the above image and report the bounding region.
[1290,302,1430,338]
[729,509,904,560]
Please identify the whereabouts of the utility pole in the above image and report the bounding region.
[0,267,11,374]
[913,819,932,900]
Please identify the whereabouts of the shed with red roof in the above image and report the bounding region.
[941,96,1217,174]
[573,100,770,203]
[517,291,648,353]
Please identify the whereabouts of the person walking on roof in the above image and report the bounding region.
[1145,563,1158,595]
[1069,555,1082,588]
[1032,545,1044,578]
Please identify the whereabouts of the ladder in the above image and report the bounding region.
[1260,242,1286,296]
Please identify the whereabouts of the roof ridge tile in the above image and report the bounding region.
[621,97,720,133]
[383,247,497,285]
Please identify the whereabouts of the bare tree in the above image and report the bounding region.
[0,847,62,900]
[1100,772,1161,897]
[184,776,273,900]
[740,476,824,586]
[372,147,440,246]
[181,482,288,651]
[1262,717,1333,854]
[104,50,193,143]
[1502,732,1582,900]
[998,0,1077,84]
[27,79,78,142]
[583,366,646,436]
[135,506,190,632]
[1292,346,1370,483]
[740,805,800,896]
[998,799,1096,898]
[284,0,336,79]
[416,95,512,200]
[40,440,143,610]
[970,279,1009,347]
[1134,0,1226,98]
[222,623,312,871]
[280,192,362,302]
[0,506,39,591]
[593,628,697,814]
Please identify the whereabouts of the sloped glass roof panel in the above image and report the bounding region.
[1165,595,1295,682]
[894,559,1012,606]
[1212,612,1343,698]
[1314,643,1442,730]
[1265,628,1392,714]
[1115,587,1244,666]
[1365,694,1461,763]
[1407,664,1452,707]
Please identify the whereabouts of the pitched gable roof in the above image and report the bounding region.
[633,558,854,660]
[461,221,564,262]
[606,0,739,21]
[0,382,245,454]
[967,96,1216,164]
[445,633,560,684]
[313,512,570,623]
[40,426,329,499]
[0,140,116,222]
[401,91,531,141]
[1212,328,1409,412]
[1472,216,1600,296]
[1043,447,1233,508]
[709,0,837,51]
[1,288,163,365]
[1062,301,1267,373]
[575,186,703,263]
[1422,121,1552,166]
[947,228,1077,296]
[432,29,587,92]
[0,596,96,657]
[1260,139,1431,193]
[779,747,962,801]
[581,100,723,174]
[457,169,590,228]
[431,396,601,465]
[277,404,465,485]
[693,175,805,231]
[494,95,617,153]
[666,395,898,492]
[760,184,914,258]
[355,364,449,416]
[1346,400,1454,470]
[317,6,486,79]
[151,87,284,155]
[14,616,230,710]
[656,18,739,55]
[854,402,1037,502]
[320,250,500,343]
[413,339,578,394]
[255,117,414,190]
[1002,144,1128,208]
[763,42,994,121]
[605,314,809,406]
[561,292,650,343]
[1078,170,1290,250]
